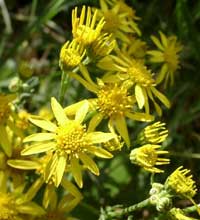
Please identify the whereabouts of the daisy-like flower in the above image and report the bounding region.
[137,121,168,145]
[98,54,170,116]
[0,173,45,220]
[97,0,141,43]
[0,93,16,157]
[20,98,114,188]
[59,40,86,71]
[165,166,197,199]
[66,68,154,146]
[72,6,105,45]
[147,31,182,87]
[130,144,170,173]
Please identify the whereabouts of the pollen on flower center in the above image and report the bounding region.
[97,84,133,118]
[0,193,17,220]
[127,63,155,86]
[56,121,89,156]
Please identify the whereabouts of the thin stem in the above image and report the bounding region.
[183,205,199,213]
[59,71,69,104]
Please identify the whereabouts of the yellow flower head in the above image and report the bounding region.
[21,98,114,188]
[147,31,182,87]
[130,144,170,173]
[166,166,197,199]
[59,40,86,71]
[137,121,168,145]
[98,0,141,43]
[72,6,105,45]
[98,54,170,116]
[67,68,154,147]
[90,33,116,58]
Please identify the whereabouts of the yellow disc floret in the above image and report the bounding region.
[96,83,134,118]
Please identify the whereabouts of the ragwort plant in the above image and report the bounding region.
[0,0,199,219]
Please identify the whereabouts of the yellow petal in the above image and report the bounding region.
[87,146,113,158]
[51,97,68,125]
[55,155,66,187]
[87,132,115,144]
[45,153,58,183]
[17,202,45,215]
[151,35,164,50]
[7,159,40,170]
[87,112,103,132]
[156,64,168,84]
[43,184,56,209]
[0,125,12,157]
[159,31,168,48]
[61,178,83,198]
[65,100,88,115]
[71,157,83,188]
[135,84,145,109]
[29,118,57,132]
[21,142,56,156]
[23,133,55,143]
[75,100,89,123]
[79,153,99,175]
[151,87,171,108]
[114,116,130,147]
[126,112,154,122]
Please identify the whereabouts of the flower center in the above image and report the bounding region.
[127,62,155,86]
[164,47,179,72]
[60,48,82,69]
[97,84,134,118]
[0,193,17,220]
[56,121,89,157]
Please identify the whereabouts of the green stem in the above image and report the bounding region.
[183,205,198,213]
[102,198,150,219]
[59,71,69,104]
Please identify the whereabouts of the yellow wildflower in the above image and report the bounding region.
[130,144,170,173]
[98,54,170,116]
[0,173,45,220]
[166,166,197,199]
[59,40,86,71]
[65,71,154,146]
[0,94,16,156]
[98,0,141,43]
[137,121,168,145]
[20,98,114,188]
[147,31,182,87]
[72,6,105,45]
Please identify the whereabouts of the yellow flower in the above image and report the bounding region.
[65,71,154,147]
[59,40,86,71]
[16,110,30,130]
[130,144,170,173]
[0,93,16,156]
[166,166,197,199]
[98,54,170,116]
[98,0,141,43]
[72,6,105,45]
[147,31,182,87]
[0,173,45,220]
[21,98,114,188]
[89,33,116,59]
[137,121,168,145]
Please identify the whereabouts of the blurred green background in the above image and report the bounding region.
[1,0,200,219]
